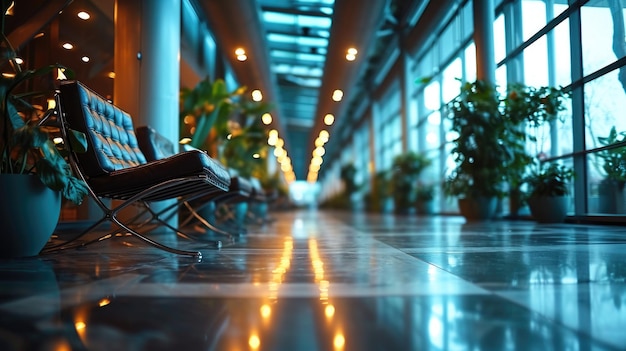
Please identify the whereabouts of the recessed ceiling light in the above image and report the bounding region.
[324,113,334,125]
[77,11,90,20]
[14,57,23,64]
[81,56,90,63]
[62,43,73,50]
[235,48,247,61]
[262,113,272,125]
[251,89,263,101]
[332,89,343,101]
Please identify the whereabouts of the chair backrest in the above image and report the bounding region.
[59,80,147,177]
[135,126,177,161]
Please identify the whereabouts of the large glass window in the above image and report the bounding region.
[375,81,402,171]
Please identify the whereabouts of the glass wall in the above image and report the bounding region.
[318,0,626,222]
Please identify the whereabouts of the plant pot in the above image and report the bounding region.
[598,179,625,214]
[416,200,434,215]
[458,197,497,221]
[527,195,568,223]
[0,174,61,258]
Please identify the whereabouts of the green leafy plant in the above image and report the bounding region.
[445,80,570,200]
[524,162,574,198]
[415,182,435,202]
[391,151,432,211]
[179,77,272,177]
[444,80,512,199]
[0,0,87,204]
[596,126,626,184]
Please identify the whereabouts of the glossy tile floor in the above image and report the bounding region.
[2,209,626,350]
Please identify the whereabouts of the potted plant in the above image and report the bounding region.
[340,162,362,210]
[444,80,517,220]
[391,151,431,214]
[366,169,393,213]
[415,182,435,215]
[595,126,626,213]
[524,161,574,223]
[0,0,88,257]
[504,83,570,216]
[179,77,271,223]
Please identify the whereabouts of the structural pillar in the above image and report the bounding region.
[473,0,496,83]
[114,0,182,233]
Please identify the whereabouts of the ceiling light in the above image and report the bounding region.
[319,130,329,142]
[262,113,272,125]
[81,56,90,63]
[14,57,23,64]
[235,47,247,61]
[253,153,260,159]
[346,47,358,61]
[331,89,343,101]
[62,43,73,50]
[77,11,90,20]
[107,72,116,79]
[251,89,263,101]
[324,113,334,125]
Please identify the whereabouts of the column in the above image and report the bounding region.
[114,0,182,234]
[473,0,496,83]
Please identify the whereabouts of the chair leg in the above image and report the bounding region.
[140,202,225,247]
[43,186,211,258]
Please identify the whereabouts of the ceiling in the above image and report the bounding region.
[5,0,422,181]
[197,0,397,181]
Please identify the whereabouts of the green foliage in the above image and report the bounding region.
[525,162,574,197]
[391,151,432,209]
[444,80,570,199]
[444,80,512,198]
[340,163,360,195]
[179,77,273,178]
[596,126,626,183]
[0,0,87,204]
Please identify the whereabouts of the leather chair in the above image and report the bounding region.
[45,81,232,259]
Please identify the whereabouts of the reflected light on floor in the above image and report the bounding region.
[325,304,335,319]
[333,333,345,350]
[260,303,271,319]
[248,333,261,349]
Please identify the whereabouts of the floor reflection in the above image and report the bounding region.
[1,210,625,350]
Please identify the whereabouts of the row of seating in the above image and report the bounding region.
[43,80,270,260]
[136,125,268,237]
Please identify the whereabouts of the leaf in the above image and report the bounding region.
[68,129,88,153]
[62,176,88,205]
[35,158,67,192]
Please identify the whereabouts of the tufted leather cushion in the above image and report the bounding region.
[136,126,177,162]
[59,81,231,198]
[59,81,146,176]
[136,125,252,200]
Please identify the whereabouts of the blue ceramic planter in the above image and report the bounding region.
[0,174,61,258]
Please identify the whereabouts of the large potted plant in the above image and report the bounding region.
[595,126,626,213]
[391,151,431,214]
[0,0,87,257]
[179,77,271,224]
[504,83,569,216]
[524,161,574,223]
[444,80,521,220]
[365,169,393,213]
